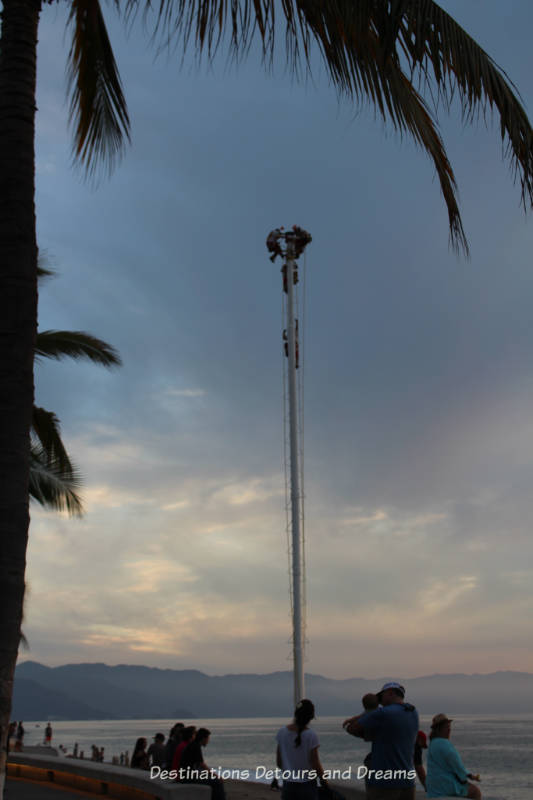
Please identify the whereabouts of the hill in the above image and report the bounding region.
[13,661,533,720]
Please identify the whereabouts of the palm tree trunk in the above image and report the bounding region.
[0,0,40,790]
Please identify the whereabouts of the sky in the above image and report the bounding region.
[23,0,533,681]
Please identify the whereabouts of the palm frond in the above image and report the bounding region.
[32,406,74,475]
[374,51,468,255]
[397,1,533,208]
[29,443,84,517]
[67,0,131,176]
[35,330,122,367]
[123,0,533,252]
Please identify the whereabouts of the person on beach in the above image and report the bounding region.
[131,737,149,769]
[15,721,24,751]
[343,681,418,800]
[413,731,427,790]
[165,722,184,769]
[172,725,197,774]
[147,732,166,767]
[8,721,17,752]
[180,727,225,800]
[44,722,53,746]
[426,714,481,799]
[276,698,328,800]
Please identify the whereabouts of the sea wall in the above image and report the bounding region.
[7,754,458,800]
[7,752,210,800]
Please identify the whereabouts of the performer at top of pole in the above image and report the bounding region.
[266,225,312,262]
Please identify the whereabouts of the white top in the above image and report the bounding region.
[276,726,319,782]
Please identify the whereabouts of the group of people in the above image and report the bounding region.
[130,723,224,800]
[8,687,479,800]
[276,682,481,800]
[8,720,53,751]
[8,721,25,751]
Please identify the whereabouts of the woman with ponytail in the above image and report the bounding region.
[275,699,328,800]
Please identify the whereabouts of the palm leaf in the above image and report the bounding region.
[32,406,74,475]
[29,443,84,517]
[35,330,122,367]
[124,0,533,252]
[395,1,533,207]
[67,0,131,176]
[371,45,468,255]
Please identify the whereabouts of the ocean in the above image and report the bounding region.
[20,715,533,800]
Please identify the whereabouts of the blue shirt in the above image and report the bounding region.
[426,737,469,798]
[358,702,418,787]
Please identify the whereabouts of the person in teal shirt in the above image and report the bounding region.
[426,714,481,799]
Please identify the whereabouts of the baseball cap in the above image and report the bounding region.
[376,681,406,700]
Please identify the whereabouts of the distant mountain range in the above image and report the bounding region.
[13,661,533,720]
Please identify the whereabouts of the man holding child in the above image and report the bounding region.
[343,681,418,800]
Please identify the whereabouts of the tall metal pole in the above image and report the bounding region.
[285,233,304,705]
[266,225,311,708]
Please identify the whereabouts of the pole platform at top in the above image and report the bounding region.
[266,226,312,263]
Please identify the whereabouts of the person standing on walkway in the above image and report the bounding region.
[131,737,149,769]
[15,722,25,752]
[44,723,53,746]
[276,698,328,800]
[343,681,418,800]
[147,733,166,768]
[413,731,427,790]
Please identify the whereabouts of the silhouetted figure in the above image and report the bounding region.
[148,733,166,767]
[44,722,53,746]
[414,730,428,790]
[131,737,149,770]
[15,721,24,751]
[266,228,284,262]
[164,723,184,769]
[172,726,196,774]
[8,721,16,752]
[180,727,225,800]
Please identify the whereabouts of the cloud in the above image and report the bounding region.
[162,388,206,398]
[210,477,284,507]
[418,575,479,616]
